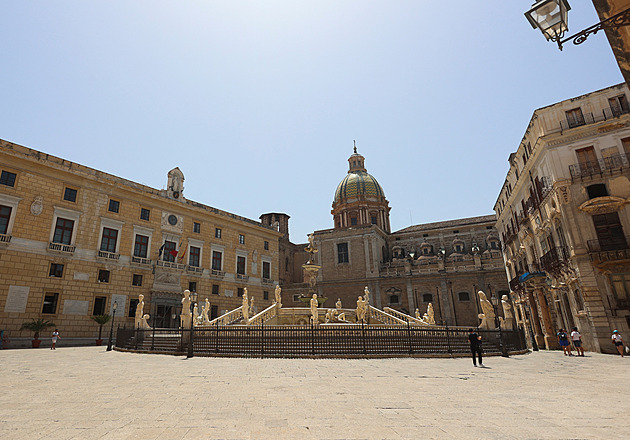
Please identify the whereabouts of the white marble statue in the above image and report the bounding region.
[249,296,255,317]
[180,289,192,328]
[202,298,210,324]
[415,308,421,320]
[356,296,367,323]
[426,303,435,325]
[193,303,200,326]
[134,294,151,329]
[242,288,249,322]
[500,294,515,330]
[274,285,282,307]
[310,294,319,325]
[477,290,496,330]
[336,298,342,310]
[363,286,370,305]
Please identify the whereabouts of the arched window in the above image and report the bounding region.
[458,292,470,302]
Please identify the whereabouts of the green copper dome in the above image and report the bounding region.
[334,170,385,203]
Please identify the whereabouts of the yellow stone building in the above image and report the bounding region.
[0,139,280,345]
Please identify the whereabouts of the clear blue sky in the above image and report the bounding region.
[1,2,623,243]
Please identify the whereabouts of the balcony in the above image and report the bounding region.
[509,275,522,292]
[540,247,569,274]
[157,260,186,270]
[131,256,152,266]
[211,269,225,278]
[48,242,75,255]
[186,265,204,274]
[569,153,630,181]
[0,233,11,245]
[97,250,120,260]
[261,277,274,285]
[587,236,630,262]
[236,273,249,282]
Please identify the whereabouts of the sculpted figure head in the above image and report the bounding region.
[502,294,509,301]
[478,290,487,301]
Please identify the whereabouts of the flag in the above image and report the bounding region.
[169,249,178,257]
[158,242,165,258]
[178,239,188,262]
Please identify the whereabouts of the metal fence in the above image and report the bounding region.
[116,324,527,358]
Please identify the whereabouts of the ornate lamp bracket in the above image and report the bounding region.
[558,7,630,50]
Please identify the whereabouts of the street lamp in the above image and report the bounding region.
[187,290,198,359]
[526,0,630,50]
[106,301,118,352]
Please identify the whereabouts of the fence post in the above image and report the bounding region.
[362,321,367,356]
[215,322,219,354]
[135,327,139,350]
[311,323,315,356]
[151,324,155,351]
[407,321,413,356]
[445,323,452,355]
[260,323,264,358]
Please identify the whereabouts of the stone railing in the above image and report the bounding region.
[248,304,278,326]
[206,306,244,327]
[211,269,225,277]
[186,265,204,274]
[236,274,249,282]
[367,306,407,325]
[0,233,11,244]
[48,242,75,254]
[157,260,186,270]
[97,250,120,260]
[261,278,275,285]
[131,256,152,265]
[383,307,430,326]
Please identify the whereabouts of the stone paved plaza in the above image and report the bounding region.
[1,347,628,440]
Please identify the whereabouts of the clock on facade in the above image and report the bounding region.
[168,214,178,226]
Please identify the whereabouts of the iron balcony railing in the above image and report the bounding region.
[569,153,630,180]
[540,247,569,274]
[559,107,630,134]
[587,236,630,253]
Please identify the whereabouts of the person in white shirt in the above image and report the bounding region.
[570,327,584,357]
[611,330,624,357]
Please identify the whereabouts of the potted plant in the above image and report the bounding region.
[90,314,111,346]
[20,319,55,348]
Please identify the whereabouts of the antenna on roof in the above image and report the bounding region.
[353,140,357,154]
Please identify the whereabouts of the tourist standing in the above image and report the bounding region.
[611,330,625,357]
[557,329,572,356]
[51,329,60,350]
[570,327,584,357]
[468,328,484,367]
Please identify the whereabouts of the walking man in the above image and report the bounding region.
[468,328,484,367]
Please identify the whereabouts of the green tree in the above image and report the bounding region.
[20,319,55,340]
[90,314,112,340]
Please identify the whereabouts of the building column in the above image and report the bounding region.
[536,287,559,350]
[441,279,454,325]
[406,279,414,313]
[527,290,545,348]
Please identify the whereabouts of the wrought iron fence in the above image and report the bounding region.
[115,325,527,358]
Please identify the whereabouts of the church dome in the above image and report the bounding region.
[334,171,385,203]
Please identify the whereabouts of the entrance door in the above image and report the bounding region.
[593,212,627,251]
[154,305,173,328]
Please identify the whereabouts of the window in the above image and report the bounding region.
[587,184,608,199]
[565,108,585,128]
[237,256,246,274]
[98,270,110,283]
[609,95,630,116]
[574,289,584,311]
[53,218,74,244]
[100,227,118,253]
[371,216,377,225]
[0,205,11,235]
[237,287,244,297]
[134,234,149,258]
[215,228,222,238]
[193,222,201,233]
[239,234,245,245]
[422,293,433,303]
[49,263,64,278]
[212,251,223,271]
[108,199,120,213]
[211,305,218,319]
[350,217,358,226]
[389,295,399,304]
[337,243,349,263]
[189,281,197,292]
[264,241,269,251]
[63,187,77,202]
[0,170,16,187]
[458,292,470,302]
[489,240,499,250]
[42,293,59,314]
[263,291,269,300]
[93,297,107,315]
[163,240,177,262]
[189,246,201,267]
[140,208,150,221]
[212,284,219,295]
[132,274,143,286]
[262,261,270,279]
[128,299,139,318]
[593,212,626,251]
